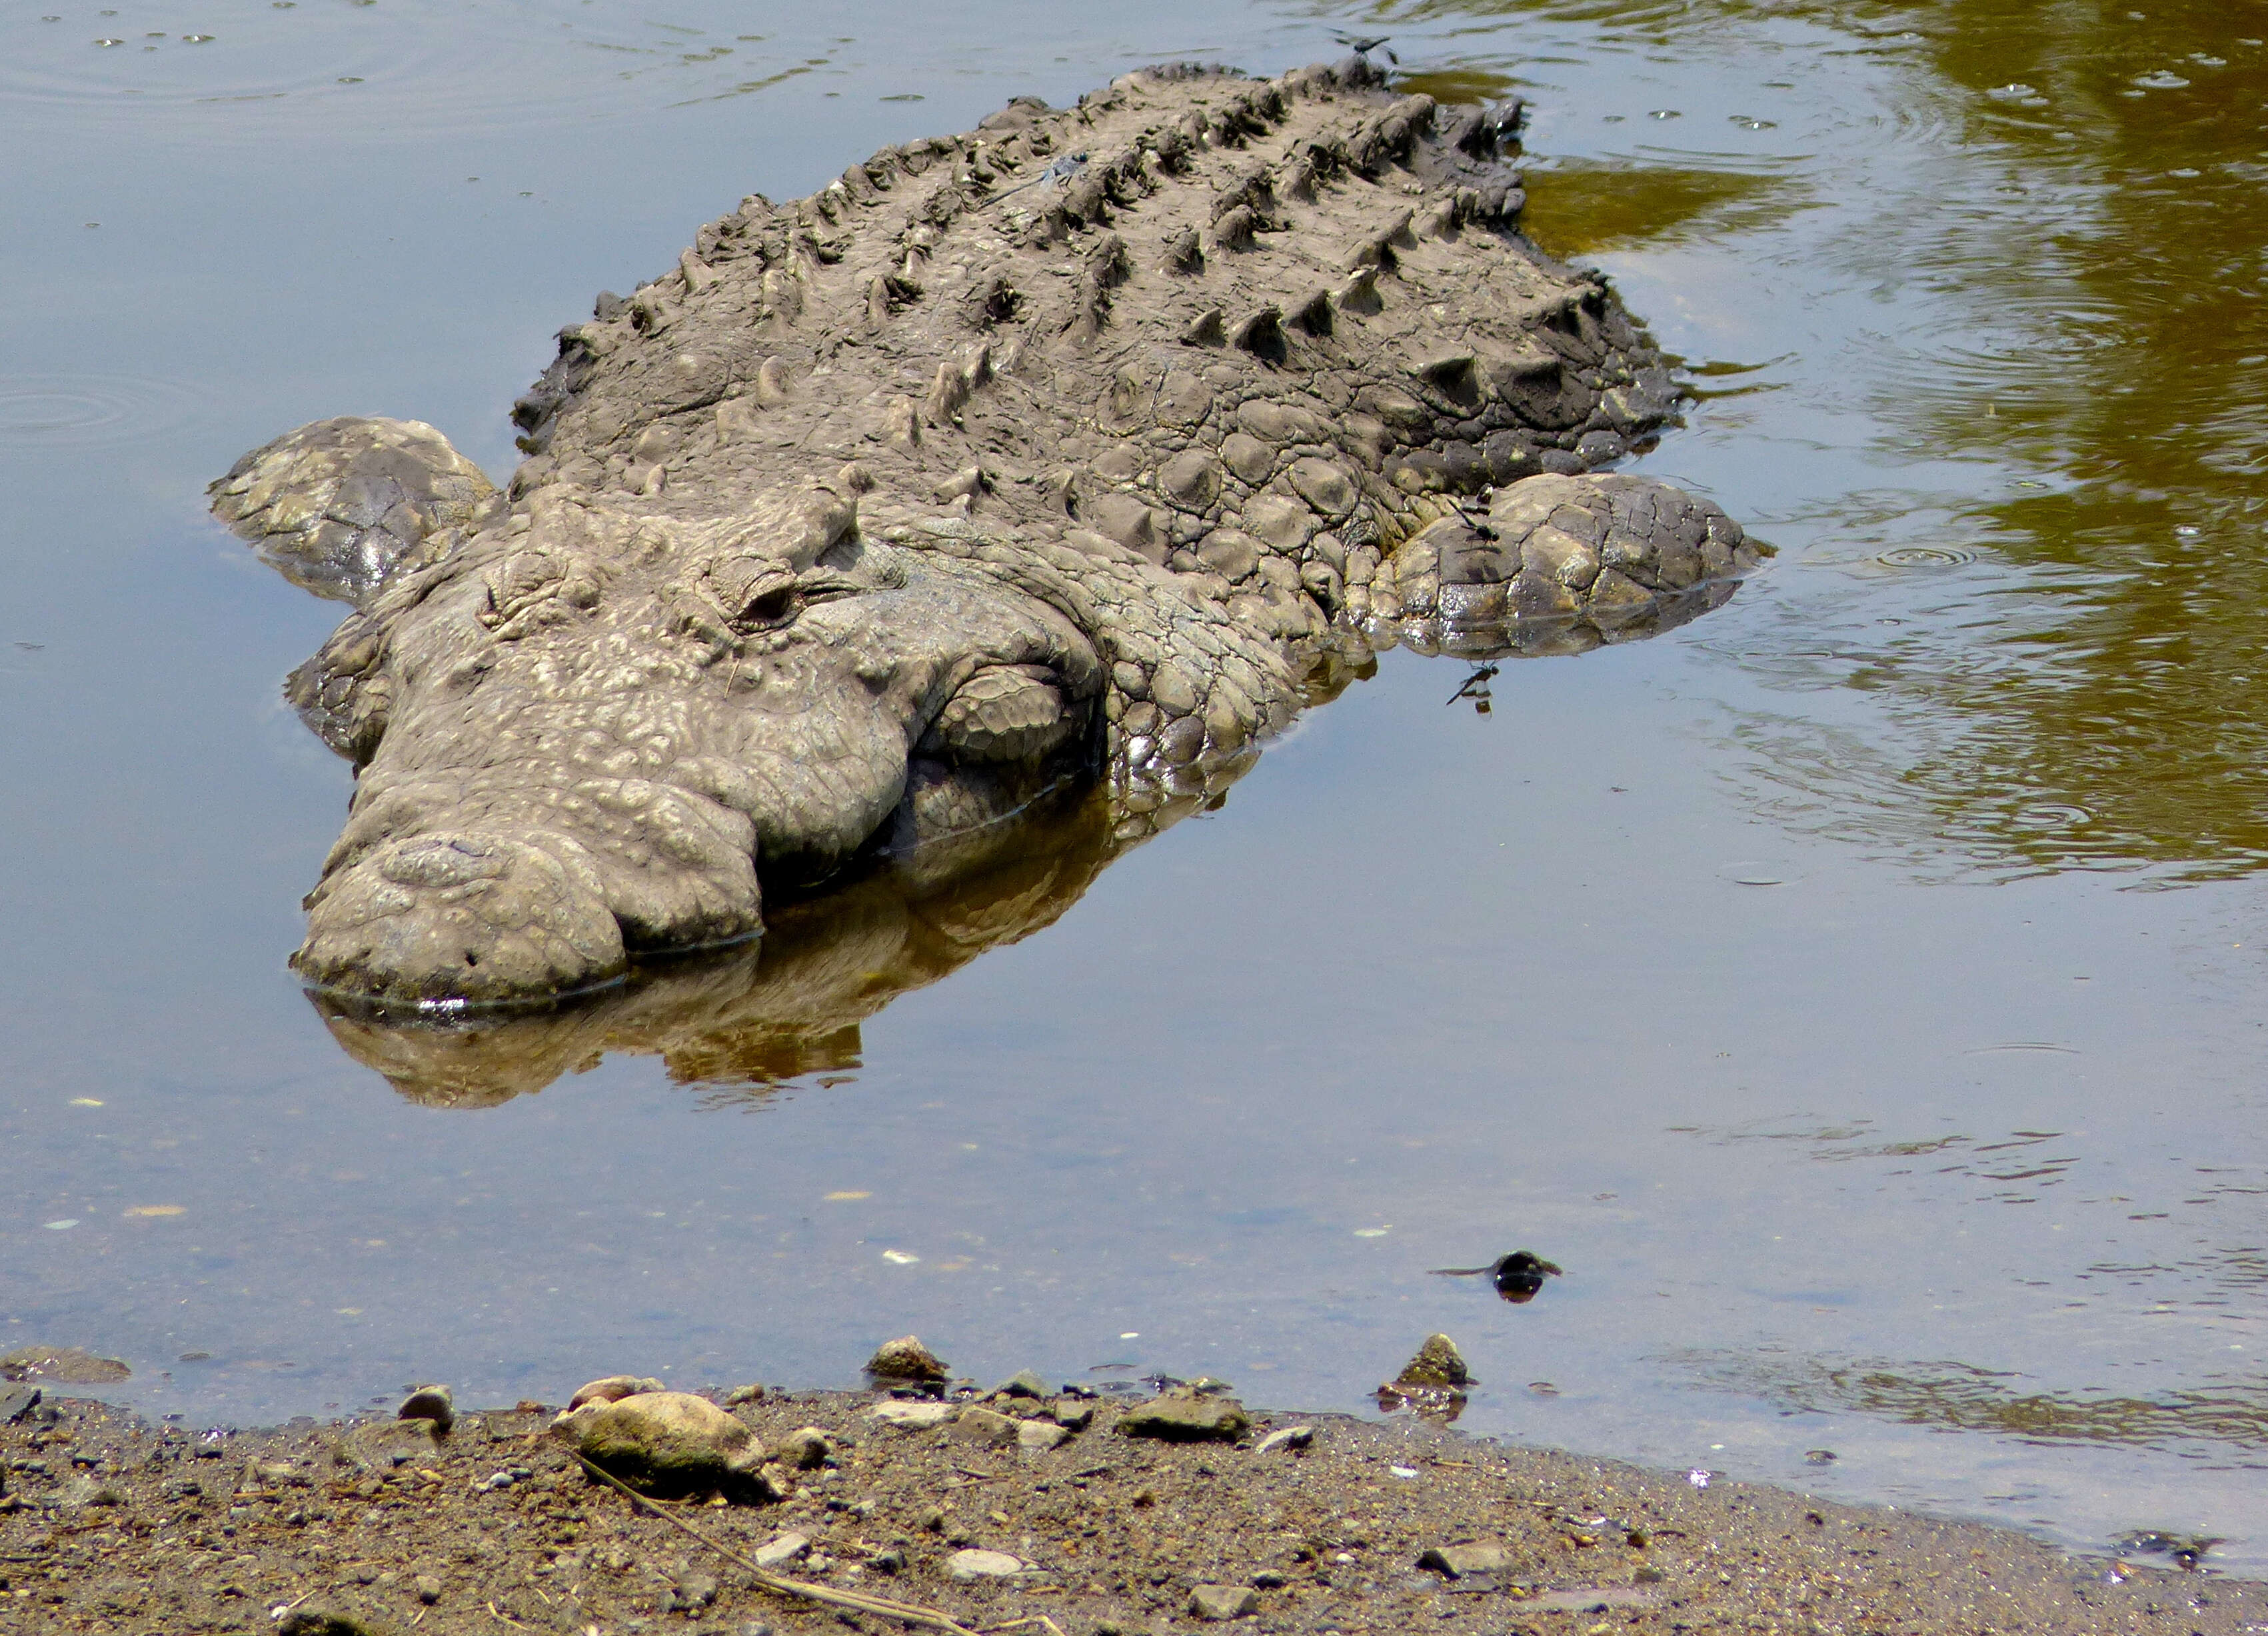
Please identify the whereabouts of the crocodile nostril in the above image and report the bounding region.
[377,835,511,889]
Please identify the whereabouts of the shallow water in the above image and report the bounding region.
[5,0,2265,1575]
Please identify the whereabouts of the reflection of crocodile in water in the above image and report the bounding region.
[314,781,1117,1106]
[211,57,1760,1011]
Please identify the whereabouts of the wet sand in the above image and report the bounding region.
[2,1381,2255,1635]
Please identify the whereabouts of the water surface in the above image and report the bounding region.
[3,0,2264,1575]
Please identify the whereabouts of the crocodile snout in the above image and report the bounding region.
[294,831,634,1005]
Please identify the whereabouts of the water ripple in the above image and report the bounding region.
[0,375,201,450]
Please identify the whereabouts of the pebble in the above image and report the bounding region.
[1190,1582,1260,1619]
[1419,1541,1512,1577]
[725,1383,767,1406]
[949,1406,1019,1447]
[992,1369,1048,1399]
[1255,1425,1314,1454]
[397,1385,454,1433]
[1018,1419,1069,1451]
[666,1571,718,1610]
[550,1390,777,1501]
[58,1473,126,1507]
[945,1548,1026,1581]
[868,1399,953,1430]
[774,1426,834,1469]
[413,1573,443,1604]
[1118,1389,1250,1443]
[864,1335,948,1382]
[339,1419,445,1472]
[279,1608,385,1636]
[568,1375,664,1409]
[752,1531,810,1569]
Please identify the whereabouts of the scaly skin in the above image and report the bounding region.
[210,57,1761,1008]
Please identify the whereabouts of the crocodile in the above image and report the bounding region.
[210,57,1759,1009]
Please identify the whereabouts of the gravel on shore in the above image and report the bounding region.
[1,1377,2257,1636]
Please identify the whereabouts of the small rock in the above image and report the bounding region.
[1253,1570,1288,1589]
[1189,1583,1259,1620]
[992,1369,1048,1399]
[568,1375,665,1409]
[1118,1389,1250,1443]
[1419,1542,1512,1578]
[397,1385,454,1433]
[338,1420,445,1472]
[1394,1335,1471,1389]
[870,1548,905,1573]
[725,1383,767,1407]
[1050,1398,1094,1430]
[413,1574,443,1605]
[774,1427,834,1469]
[551,1390,778,1501]
[948,1406,1018,1446]
[945,1549,1025,1581]
[278,1607,389,1636]
[1017,1419,1068,1452]
[752,1532,810,1569]
[868,1399,953,1430]
[57,1474,126,1508]
[670,1571,718,1609]
[1635,1563,1668,1584]
[1254,1425,1314,1455]
[0,1385,40,1425]
[864,1335,948,1382]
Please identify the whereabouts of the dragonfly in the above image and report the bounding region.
[990,150,1090,207]
[1332,31,1400,65]
[1430,1249,1564,1303]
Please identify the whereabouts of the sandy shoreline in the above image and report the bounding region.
[1,1377,2257,1635]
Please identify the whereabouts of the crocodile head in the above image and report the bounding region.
[217,419,1102,1006]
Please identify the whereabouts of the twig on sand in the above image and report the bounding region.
[572,1452,983,1636]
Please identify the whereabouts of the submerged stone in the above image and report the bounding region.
[0,1345,130,1385]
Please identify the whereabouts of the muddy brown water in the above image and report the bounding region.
[3,0,2263,1576]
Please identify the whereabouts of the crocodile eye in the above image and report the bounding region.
[739,583,797,627]
[703,555,800,630]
